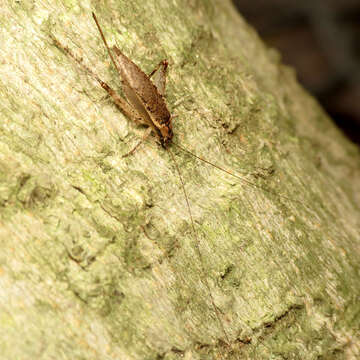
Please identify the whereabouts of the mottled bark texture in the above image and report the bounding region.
[0,1,359,359]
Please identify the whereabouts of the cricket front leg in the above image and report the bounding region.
[121,126,152,158]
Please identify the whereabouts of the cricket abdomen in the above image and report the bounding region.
[112,46,173,146]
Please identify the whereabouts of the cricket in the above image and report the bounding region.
[52,12,299,358]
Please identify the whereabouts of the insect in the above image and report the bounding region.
[89,12,234,355]
[52,12,300,358]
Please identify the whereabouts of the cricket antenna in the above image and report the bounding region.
[167,148,232,355]
[171,141,303,205]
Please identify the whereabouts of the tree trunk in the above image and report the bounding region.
[1,1,359,359]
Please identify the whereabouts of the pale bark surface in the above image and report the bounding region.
[0,1,359,359]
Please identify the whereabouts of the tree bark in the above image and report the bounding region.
[1,1,359,359]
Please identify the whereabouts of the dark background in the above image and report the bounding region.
[232,0,360,145]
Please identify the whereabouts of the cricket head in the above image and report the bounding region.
[159,121,173,148]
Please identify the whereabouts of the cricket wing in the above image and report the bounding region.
[112,46,171,130]
[122,82,155,129]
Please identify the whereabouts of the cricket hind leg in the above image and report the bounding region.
[90,79,156,157]
[51,35,143,124]
[98,80,156,157]
[148,60,181,125]
[148,60,168,96]
[98,80,155,158]
[51,35,154,156]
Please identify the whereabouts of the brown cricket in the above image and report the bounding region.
[52,12,300,357]
[93,12,173,149]
[52,11,234,355]
[90,13,235,355]
[51,13,297,201]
